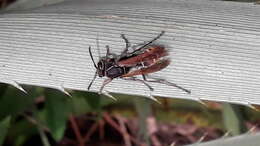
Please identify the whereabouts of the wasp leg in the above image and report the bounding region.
[106,45,117,59]
[145,76,191,94]
[122,77,160,102]
[96,33,102,59]
[88,71,98,90]
[122,77,154,91]
[142,74,147,81]
[99,78,113,94]
[105,45,110,59]
[120,34,131,56]
[115,34,131,62]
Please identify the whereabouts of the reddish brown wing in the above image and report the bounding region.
[118,45,168,67]
[121,58,170,77]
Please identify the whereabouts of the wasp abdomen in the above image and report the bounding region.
[122,59,170,77]
[118,45,168,67]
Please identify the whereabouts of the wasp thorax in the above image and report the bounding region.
[97,58,116,77]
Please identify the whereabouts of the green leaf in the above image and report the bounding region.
[0,86,34,121]
[72,91,115,114]
[74,91,101,111]
[37,125,51,146]
[0,83,8,100]
[134,97,152,145]
[0,116,11,145]
[44,88,70,141]
[8,117,37,146]
[222,103,247,136]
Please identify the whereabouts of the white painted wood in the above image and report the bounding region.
[0,0,259,105]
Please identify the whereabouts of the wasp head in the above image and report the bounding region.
[96,59,106,77]
[97,58,115,77]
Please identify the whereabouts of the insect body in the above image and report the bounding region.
[96,57,130,78]
[88,31,191,95]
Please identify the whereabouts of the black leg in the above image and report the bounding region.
[142,74,147,81]
[105,45,117,59]
[122,77,154,91]
[121,77,164,103]
[105,45,110,59]
[120,34,131,56]
[121,34,130,50]
[145,75,191,94]
[88,71,97,90]
[99,78,113,94]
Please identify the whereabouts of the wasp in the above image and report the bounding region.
[88,31,191,98]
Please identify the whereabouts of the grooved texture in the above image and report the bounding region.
[0,0,260,105]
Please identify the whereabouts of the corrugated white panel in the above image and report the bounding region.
[0,0,259,105]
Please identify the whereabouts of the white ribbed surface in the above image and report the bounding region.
[0,0,260,105]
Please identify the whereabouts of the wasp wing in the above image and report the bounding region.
[118,45,168,67]
[121,58,170,77]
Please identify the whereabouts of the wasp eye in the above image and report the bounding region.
[97,61,105,77]
[97,61,104,70]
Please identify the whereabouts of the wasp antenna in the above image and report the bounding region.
[133,31,165,53]
[96,33,101,59]
[89,46,98,69]
[88,71,97,90]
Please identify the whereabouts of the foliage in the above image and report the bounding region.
[0,116,10,145]
[0,84,258,145]
[0,85,113,145]
[222,103,247,136]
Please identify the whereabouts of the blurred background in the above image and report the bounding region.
[1,0,260,146]
[1,81,260,146]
